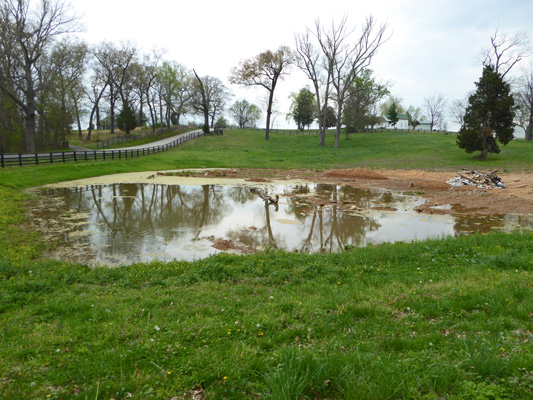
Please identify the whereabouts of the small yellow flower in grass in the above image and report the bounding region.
[167,371,172,375]
[223,376,227,380]
[337,282,341,284]
[258,332,264,336]
[501,347,505,352]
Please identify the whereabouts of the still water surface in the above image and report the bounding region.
[32,183,533,266]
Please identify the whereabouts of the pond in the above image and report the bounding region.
[30,182,533,266]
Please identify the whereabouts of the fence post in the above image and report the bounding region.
[35,153,38,165]
[73,152,77,162]
[62,152,65,163]
[19,154,22,167]
[85,152,88,162]
[1,153,3,168]
[50,152,53,164]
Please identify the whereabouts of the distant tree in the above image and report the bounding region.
[0,0,81,151]
[215,116,228,129]
[191,69,210,133]
[423,93,447,131]
[117,102,137,134]
[287,87,316,131]
[386,102,399,128]
[449,98,468,128]
[514,64,533,141]
[247,105,262,129]
[229,45,294,140]
[481,28,530,79]
[342,69,389,135]
[405,105,424,130]
[457,65,516,160]
[229,99,253,129]
[380,95,404,115]
[318,106,337,129]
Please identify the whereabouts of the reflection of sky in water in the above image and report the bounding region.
[34,183,532,266]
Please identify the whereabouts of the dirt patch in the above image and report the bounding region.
[325,168,388,180]
[206,237,252,254]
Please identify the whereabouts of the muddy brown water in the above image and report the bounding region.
[29,182,533,266]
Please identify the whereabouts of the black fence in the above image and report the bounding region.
[1,131,202,168]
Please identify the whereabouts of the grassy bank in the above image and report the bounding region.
[1,130,531,189]
[1,233,532,399]
[1,129,532,399]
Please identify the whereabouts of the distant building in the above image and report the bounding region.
[374,113,434,131]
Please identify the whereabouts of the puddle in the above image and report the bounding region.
[28,182,533,266]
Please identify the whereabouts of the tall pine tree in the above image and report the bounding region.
[456,65,516,160]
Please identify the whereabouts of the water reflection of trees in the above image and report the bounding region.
[42,183,487,262]
[227,184,381,253]
[55,184,232,259]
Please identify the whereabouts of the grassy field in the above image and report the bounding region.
[1,130,532,399]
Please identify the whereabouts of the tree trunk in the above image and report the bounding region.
[24,66,37,152]
[265,88,276,141]
[138,93,144,127]
[110,85,115,134]
[146,94,155,133]
[526,124,532,142]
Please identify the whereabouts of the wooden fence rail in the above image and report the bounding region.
[1,131,202,168]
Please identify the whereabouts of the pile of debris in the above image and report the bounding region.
[447,169,505,189]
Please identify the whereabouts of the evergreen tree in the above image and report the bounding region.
[386,102,399,128]
[456,65,516,160]
[117,102,137,134]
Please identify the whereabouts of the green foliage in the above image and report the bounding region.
[287,87,316,131]
[317,106,337,129]
[215,116,228,129]
[457,65,516,159]
[386,102,399,127]
[406,105,424,130]
[343,69,389,133]
[117,102,137,134]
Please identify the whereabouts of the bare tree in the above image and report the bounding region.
[514,64,533,141]
[296,16,388,147]
[449,98,467,128]
[48,37,89,138]
[326,16,388,147]
[295,30,331,146]
[423,93,447,131]
[229,45,294,140]
[0,0,81,151]
[482,28,530,79]
[93,41,137,133]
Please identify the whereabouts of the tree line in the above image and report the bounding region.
[1,0,531,158]
[0,0,232,153]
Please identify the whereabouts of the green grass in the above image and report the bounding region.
[1,129,532,399]
[1,129,531,189]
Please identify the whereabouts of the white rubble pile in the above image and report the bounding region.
[446,169,505,189]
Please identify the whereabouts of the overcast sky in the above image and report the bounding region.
[70,0,533,130]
